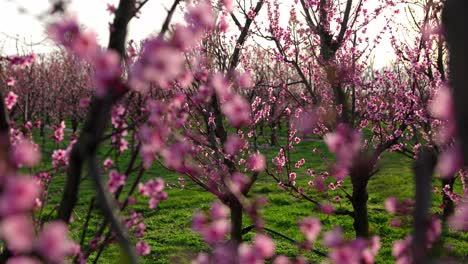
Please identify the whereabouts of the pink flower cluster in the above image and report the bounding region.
[449,199,468,231]
[324,228,381,264]
[4,91,18,110]
[138,178,167,209]
[129,0,214,92]
[299,217,321,242]
[52,149,70,168]
[324,124,362,180]
[11,140,41,168]
[192,201,230,245]
[237,234,275,264]
[193,233,275,264]
[48,18,123,96]
[52,121,66,143]
[246,153,266,173]
[0,174,77,262]
[392,217,441,264]
[107,170,126,193]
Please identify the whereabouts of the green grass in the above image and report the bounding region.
[32,130,468,264]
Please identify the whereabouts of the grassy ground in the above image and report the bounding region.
[33,128,468,263]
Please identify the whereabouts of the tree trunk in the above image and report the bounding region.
[71,118,78,133]
[351,177,369,238]
[40,122,46,152]
[229,197,243,244]
[270,124,277,147]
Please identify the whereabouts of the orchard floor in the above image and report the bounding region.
[39,136,468,263]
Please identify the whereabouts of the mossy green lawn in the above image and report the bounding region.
[34,128,468,263]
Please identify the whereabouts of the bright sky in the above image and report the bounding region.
[0,0,410,68]
[0,0,172,54]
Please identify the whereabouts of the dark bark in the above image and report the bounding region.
[443,0,468,166]
[270,123,278,146]
[57,0,136,223]
[71,117,78,133]
[349,154,375,238]
[351,177,369,238]
[412,148,436,264]
[229,197,243,243]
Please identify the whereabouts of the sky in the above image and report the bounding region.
[0,0,411,68]
[0,0,173,54]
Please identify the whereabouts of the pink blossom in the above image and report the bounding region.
[238,71,252,88]
[0,177,40,215]
[107,170,126,193]
[72,31,99,59]
[292,110,317,135]
[52,149,69,168]
[132,38,184,91]
[48,18,99,58]
[329,245,360,264]
[231,172,249,193]
[6,257,41,264]
[224,135,245,155]
[52,121,66,143]
[4,91,18,110]
[254,234,275,258]
[238,244,259,264]
[221,95,251,128]
[48,18,80,47]
[324,124,362,179]
[193,253,210,264]
[6,77,15,86]
[273,256,291,264]
[24,121,33,130]
[299,217,321,242]
[185,1,215,30]
[321,204,335,215]
[139,178,165,196]
[246,153,266,172]
[138,178,166,209]
[222,0,234,12]
[323,228,344,247]
[106,3,116,14]
[0,215,34,252]
[148,192,167,209]
[427,217,441,244]
[79,97,90,108]
[449,200,468,230]
[11,140,41,167]
[171,24,198,51]
[210,201,229,220]
[136,241,151,256]
[36,221,77,262]
[219,17,229,32]
[161,143,187,171]
[288,172,297,181]
[384,197,398,214]
[436,147,462,179]
[324,125,361,154]
[211,73,231,99]
[192,213,208,232]
[429,86,453,120]
[370,236,381,255]
[201,219,230,244]
[295,158,305,168]
[103,158,114,168]
[392,237,411,263]
[93,50,123,96]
